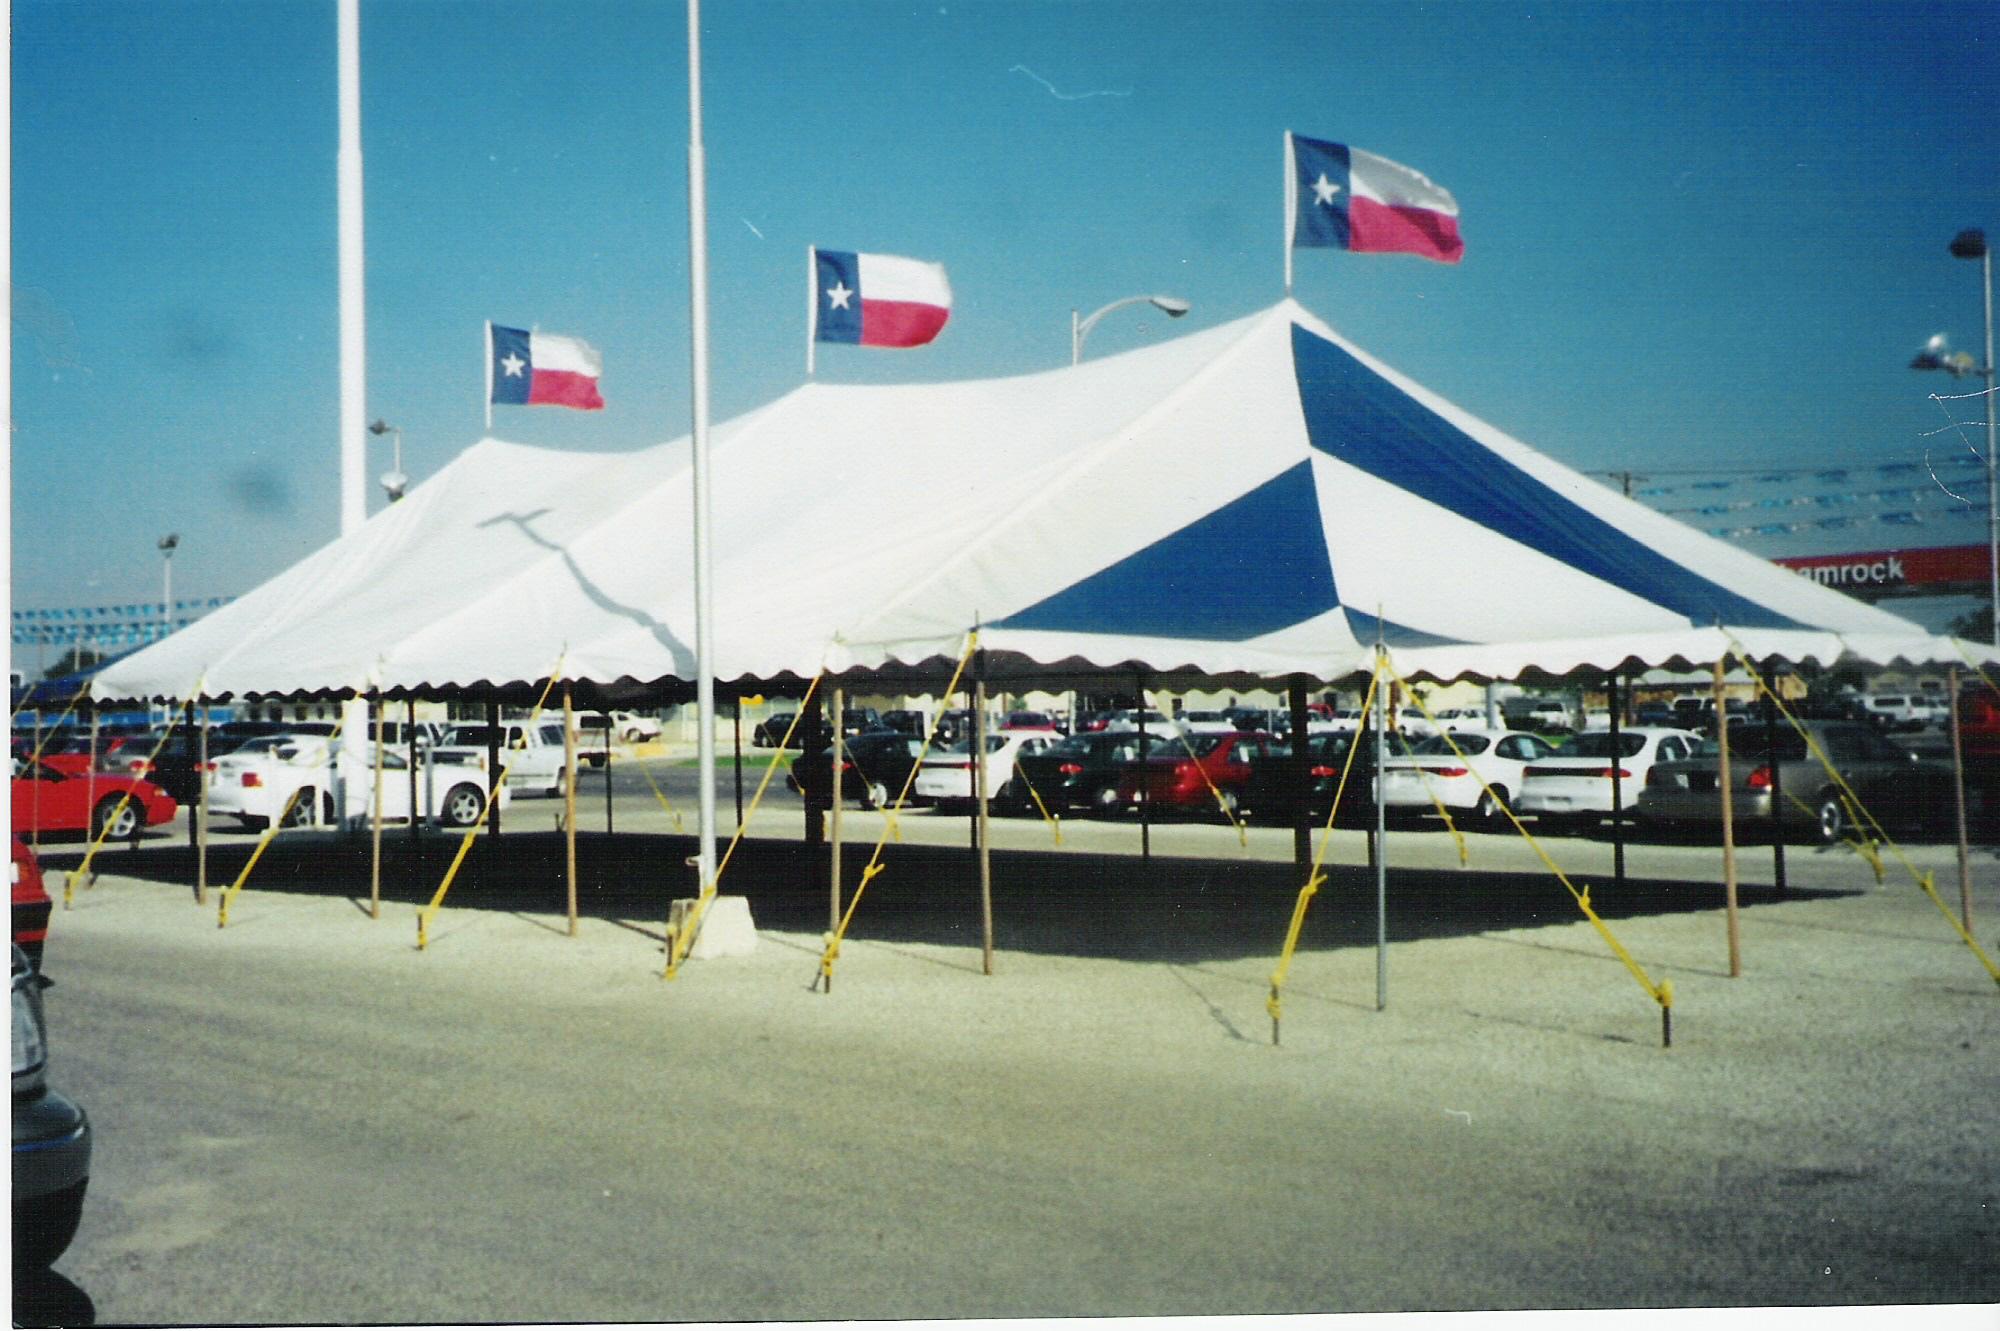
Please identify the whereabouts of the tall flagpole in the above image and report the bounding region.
[806,245,817,378]
[1283,130,1295,296]
[336,0,369,806]
[686,0,720,892]
[337,0,367,533]
[484,321,494,433]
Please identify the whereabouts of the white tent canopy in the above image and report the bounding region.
[93,300,1993,704]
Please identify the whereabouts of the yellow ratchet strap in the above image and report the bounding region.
[1144,689,1251,848]
[1731,642,2000,988]
[1388,657,1671,1019]
[416,659,565,950]
[814,633,978,992]
[67,684,207,908]
[1011,762,1063,847]
[1267,668,1381,1040]
[629,755,686,831]
[663,669,825,978]
[220,702,353,928]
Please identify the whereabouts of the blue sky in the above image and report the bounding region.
[10,0,1999,643]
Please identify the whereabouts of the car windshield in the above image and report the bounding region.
[1554,732,1647,758]
[1411,734,1489,755]
[1691,729,1810,761]
[1185,734,1231,757]
[937,735,1006,756]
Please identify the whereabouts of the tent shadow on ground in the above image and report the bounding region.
[42,828,1837,967]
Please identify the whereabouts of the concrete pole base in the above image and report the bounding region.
[670,894,758,960]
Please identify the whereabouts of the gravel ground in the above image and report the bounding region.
[19,825,2000,1322]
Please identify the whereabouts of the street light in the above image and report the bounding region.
[157,533,179,640]
[368,418,408,502]
[1072,294,1191,365]
[1912,228,1997,645]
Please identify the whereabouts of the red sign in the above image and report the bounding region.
[1774,544,1989,597]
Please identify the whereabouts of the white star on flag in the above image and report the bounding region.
[500,352,526,377]
[825,281,853,311]
[1312,173,1341,206]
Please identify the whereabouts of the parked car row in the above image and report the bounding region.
[780,716,1979,846]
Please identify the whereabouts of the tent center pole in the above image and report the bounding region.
[1608,673,1625,889]
[975,655,993,976]
[830,687,844,939]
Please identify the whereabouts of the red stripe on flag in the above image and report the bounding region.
[527,369,605,410]
[859,299,950,348]
[1348,197,1464,263]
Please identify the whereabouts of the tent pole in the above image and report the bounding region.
[407,698,420,844]
[1289,676,1310,868]
[182,699,198,853]
[733,698,745,829]
[1136,670,1151,863]
[195,698,208,906]
[1764,667,1787,894]
[370,690,384,921]
[486,698,502,836]
[975,655,993,976]
[1949,666,1973,931]
[1373,646,1388,1011]
[1608,673,1625,889]
[564,683,578,937]
[830,686,844,939]
[1715,660,1741,978]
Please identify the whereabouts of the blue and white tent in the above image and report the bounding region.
[94,301,1985,704]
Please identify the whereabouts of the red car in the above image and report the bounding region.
[28,732,142,779]
[11,756,178,840]
[1113,730,1271,816]
[12,837,51,964]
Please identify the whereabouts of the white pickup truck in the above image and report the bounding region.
[206,732,508,830]
[430,722,574,797]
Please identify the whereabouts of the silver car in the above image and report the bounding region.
[1634,721,1955,845]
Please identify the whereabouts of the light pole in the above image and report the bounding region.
[368,418,408,502]
[1072,295,1191,365]
[1913,228,1997,645]
[157,534,179,640]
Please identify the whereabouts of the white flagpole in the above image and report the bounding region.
[336,0,369,787]
[1283,130,1296,296]
[807,245,817,378]
[483,321,494,433]
[686,0,720,894]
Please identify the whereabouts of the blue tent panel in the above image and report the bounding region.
[997,460,1341,641]
[1292,324,1802,630]
[1340,610,1463,648]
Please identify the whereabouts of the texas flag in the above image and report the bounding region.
[812,249,952,347]
[488,324,605,410]
[1288,134,1464,264]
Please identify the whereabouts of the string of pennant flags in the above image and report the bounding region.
[11,596,236,647]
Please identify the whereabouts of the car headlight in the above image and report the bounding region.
[13,971,47,1079]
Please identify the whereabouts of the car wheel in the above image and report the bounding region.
[1812,789,1845,845]
[587,754,606,769]
[91,797,139,841]
[1092,785,1122,816]
[12,1178,86,1271]
[1218,789,1241,820]
[281,788,317,828]
[1474,789,1504,825]
[864,780,891,811]
[439,782,486,829]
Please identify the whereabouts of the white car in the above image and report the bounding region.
[1432,706,1488,732]
[206,732,507,830]
[1516,727,1703,831]
[1097,709,1181,737]
[610,710,662,742]
[1373,728,1559,823]
[913,732,1061,809]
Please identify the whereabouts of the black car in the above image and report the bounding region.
[12,945,90,1272]
[752,712,800,748]
[880,709,930,737]
[1005,730,1155,814]
[98,731,207,805]
[1240,729,1415,824]
[787,730,926,809]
